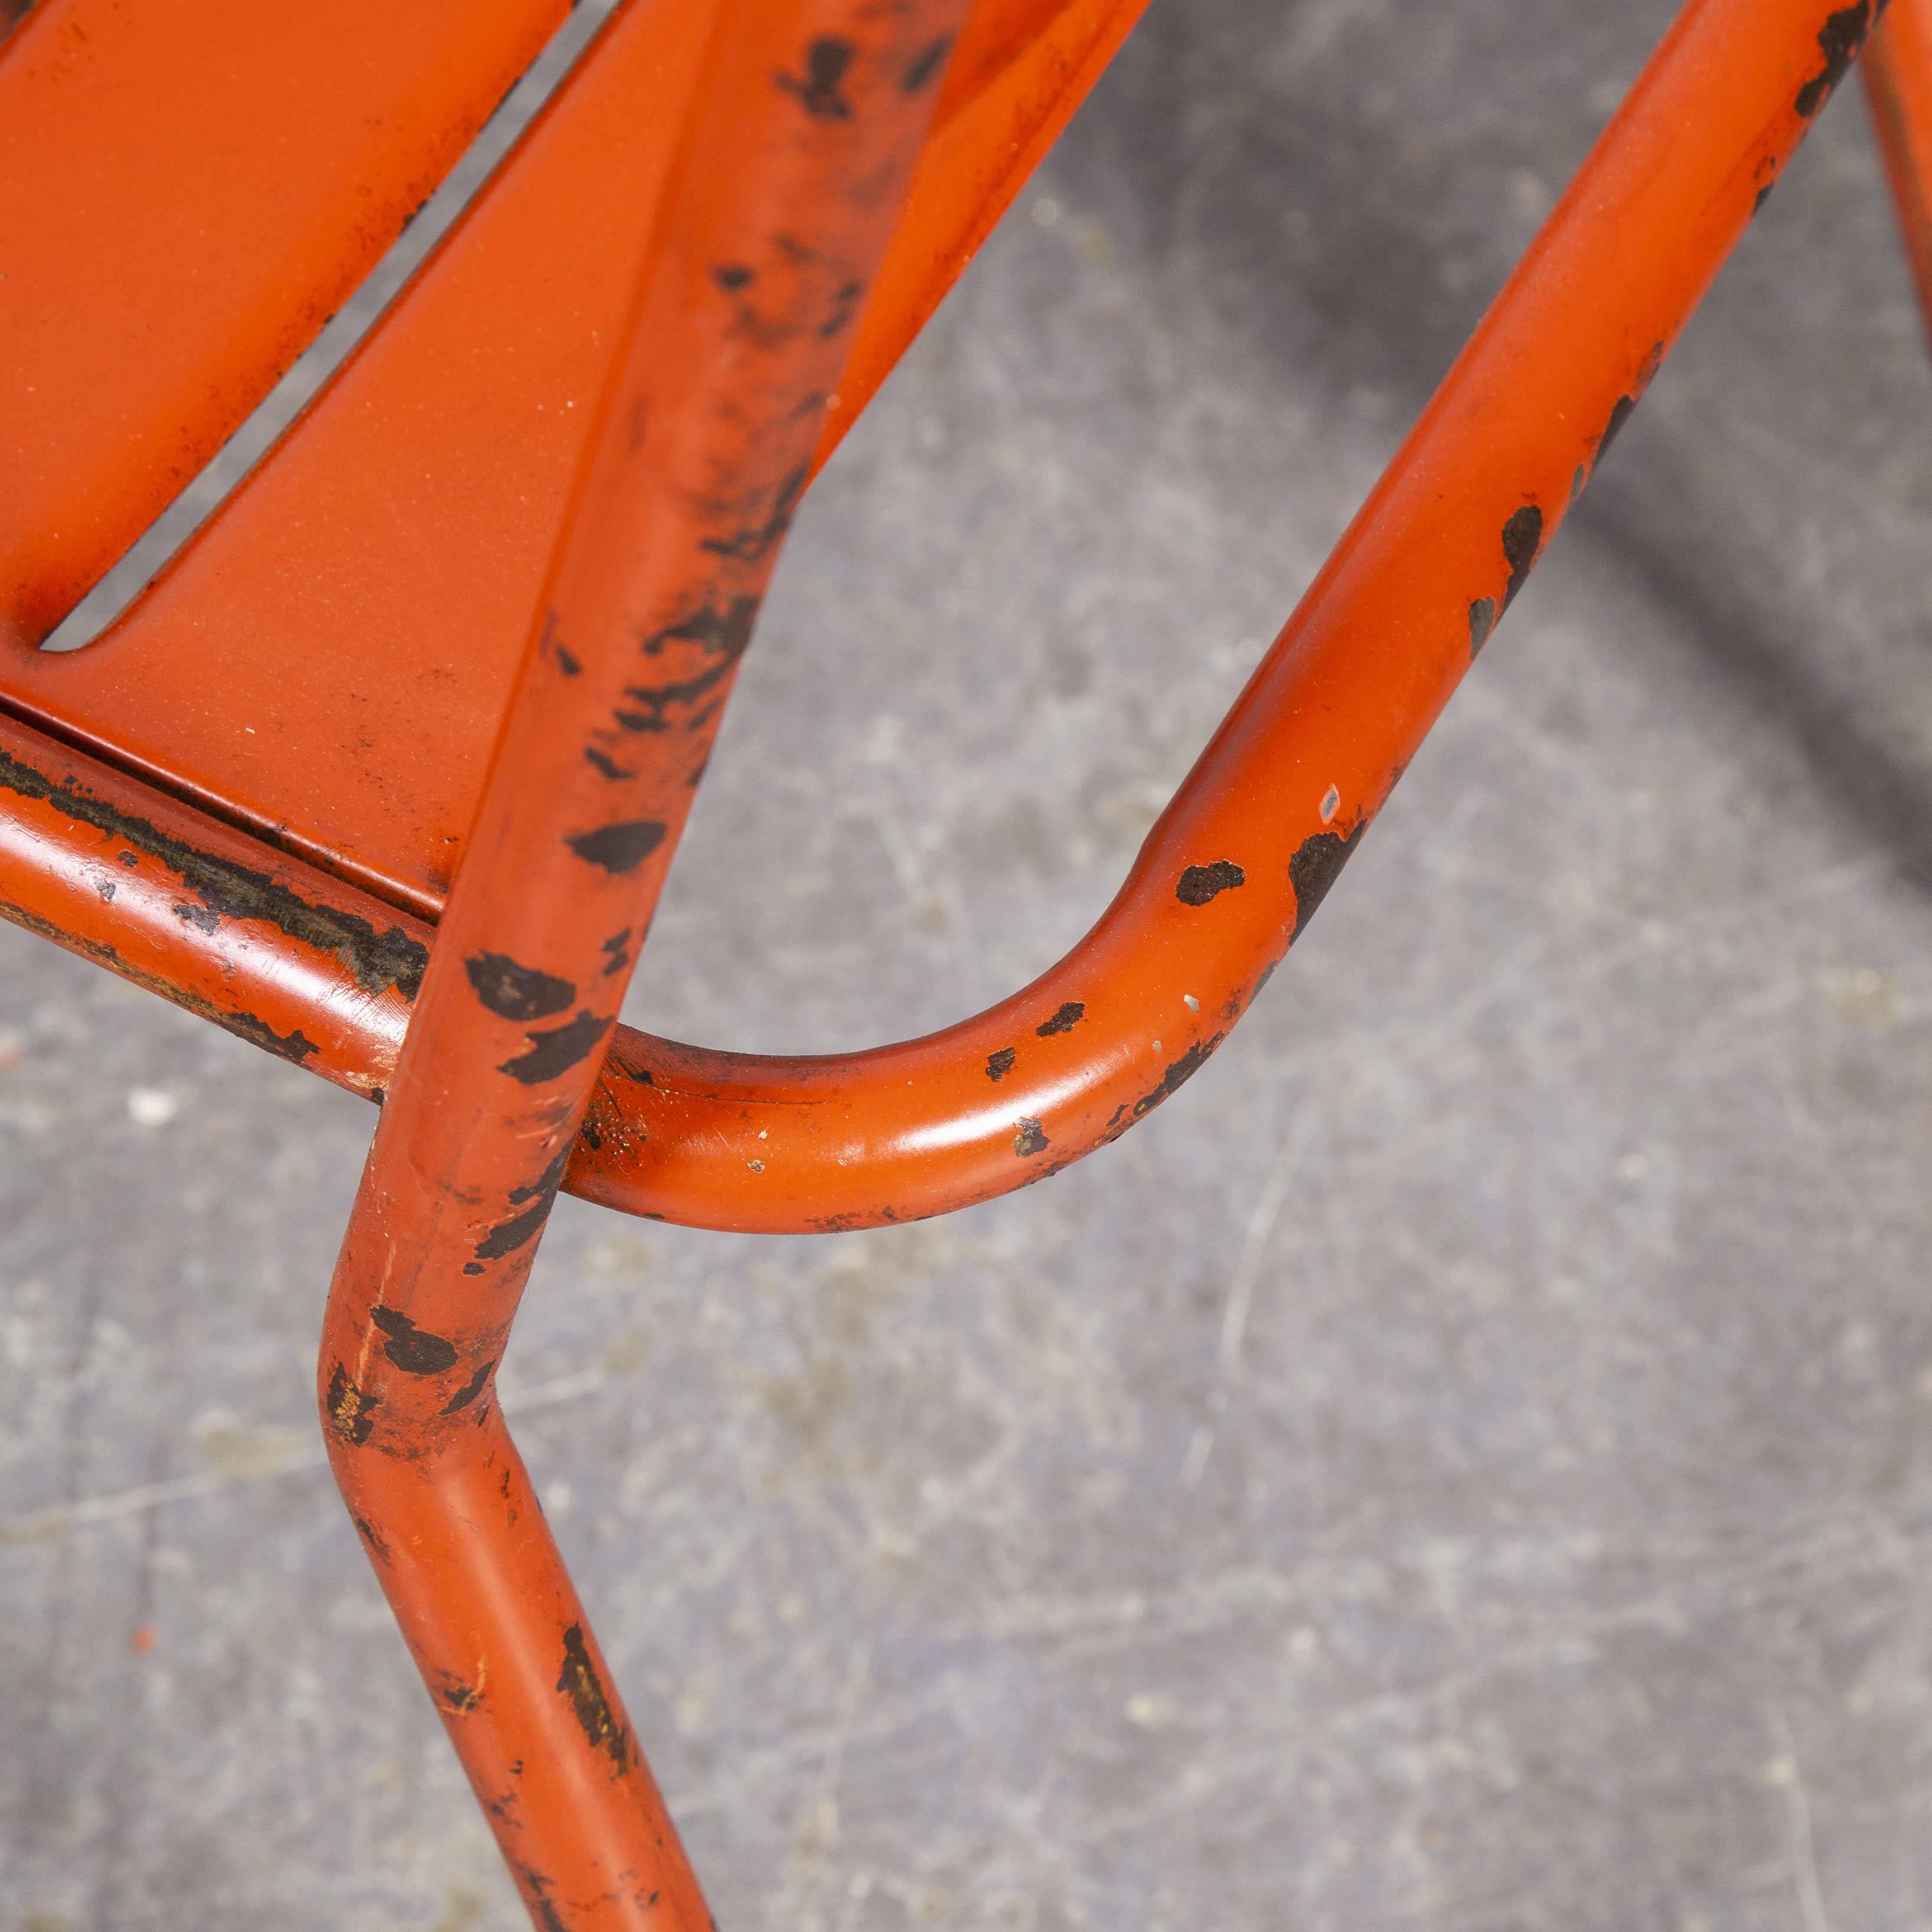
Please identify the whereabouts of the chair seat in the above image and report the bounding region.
[0,0,567,650]
[0,0,1142,920]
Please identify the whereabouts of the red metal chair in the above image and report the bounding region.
[5,0,1930,1922]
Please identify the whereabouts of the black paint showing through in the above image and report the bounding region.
[1175,860,1246,906]
[778,36,856,118]
[556,1624,631,1773]
[1500,505,1544,611]
[1289,822,1365,939]
[497,1010,611,1086]
[369,1307,459,1377]
[1796,1,1873,117]
[565,820,665,875]
[465,952,575,1022]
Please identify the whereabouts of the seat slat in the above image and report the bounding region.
[0,0,568,647]
[0,0,1135,915]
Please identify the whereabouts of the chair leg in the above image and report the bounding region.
[314,2,968,1925]
[1865,0,1932,352]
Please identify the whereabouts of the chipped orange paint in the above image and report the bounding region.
[3,0,1882,1249]
[0,1,1917,1923]
[316,3,968,1925]
[0,0,1150,920]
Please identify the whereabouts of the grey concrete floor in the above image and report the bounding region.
[8,2,1932,1927]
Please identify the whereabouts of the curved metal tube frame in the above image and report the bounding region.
[0,0,1895,1242]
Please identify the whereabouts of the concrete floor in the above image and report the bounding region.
[8,2,1932,1927]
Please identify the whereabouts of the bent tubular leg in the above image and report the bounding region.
[316,3,967,1927]
[1865,0,1932,346]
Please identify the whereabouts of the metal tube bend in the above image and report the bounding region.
[569,0,1865,1233]
[0,0,1865,1243]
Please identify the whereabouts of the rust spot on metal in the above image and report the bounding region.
[0,746,428,998]
[902,33,953,91]
[556,1623,631,1774]
[1175,860,1245,906]
[1468,596,1498,659]
[641,594,761,660]
[326,1362,378,1447]
[231,1011,323,1066]
[436,1672,482,1713]
[1589,340,1664,480]
[818,277,866,340]
[584,746,635,781]
[474,1149,574,1263]
[614,600,760,733]
[0,896,322,1065]
[369,1307,460,1377]
[465,952,576,1022]
[1131,1032,1225,1119]
[1500,503,1544,611]
[1013,1117,1049,1157]
[442,1359,495,1415]
[565,820,666,875]
[1597,394,1639,466]
[986,1046,1017,1082]
[615,668,727,733]
[351,1514,391,1563]
[1796,1,1873,117]
[476,1199,552,1262]
[1289,821,1365,939]
[777,36,856,118]
[699,463,808,562]
[510,1147,572,1207]
[600,928,633,977]
[498,1010,611,1085]
[1036,1000,1085,1036]
[513,1860,572,1932]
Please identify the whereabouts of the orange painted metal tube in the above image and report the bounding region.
[0,0,1882,1245]
[315,4,965,1926]
[0,710,415,1096]
[1865,0,1932,344]
[816,0,1153,462]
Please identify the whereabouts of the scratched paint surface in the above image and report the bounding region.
[8,0,1932,1925]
